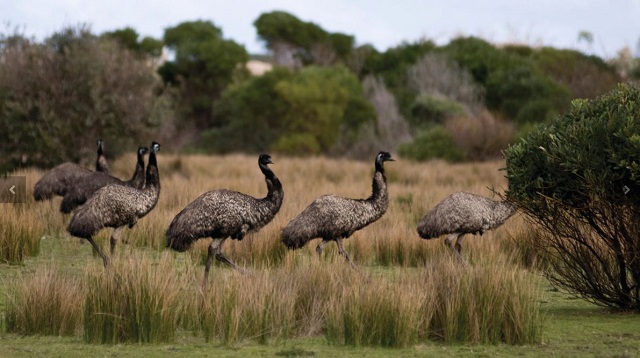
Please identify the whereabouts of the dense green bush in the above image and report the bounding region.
[505,84,640,310]
[209,66,374,156]
[409,95,465,127]
[398,125,465,162]
[0,26,163,172]
[439,37,570,124]
[525,47,620,100]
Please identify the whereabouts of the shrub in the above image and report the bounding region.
[0,26,164,172]
[410,95,465,127]
[505,83,640,311]
[445,110,515,161]
[398,125,465,162]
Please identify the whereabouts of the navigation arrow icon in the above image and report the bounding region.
[9,185,15,195]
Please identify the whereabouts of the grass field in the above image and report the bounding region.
[1,153,640,357]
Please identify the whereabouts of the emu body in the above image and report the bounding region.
[67,142,160,266]
[60,147,148,213]
[33,139,109,201]
[165,154,283,283]
[417,191,516,264]
[281,151,394,264]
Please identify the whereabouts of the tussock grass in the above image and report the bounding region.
[0,205,42,263]
[2,154,543,347]
[83,253,186,344]
[4,266,83,336]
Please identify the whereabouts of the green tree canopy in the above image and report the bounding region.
[158,20,248,129]
[101,27,163,56]
[207,66,375,155]
[254,11,355,66]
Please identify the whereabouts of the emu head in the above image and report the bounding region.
[97,139,104,152]
[375,151,394,174]
[151,142,161,153]
[259,154,273,166]
[376,151,394,164]
[138,147,149,156]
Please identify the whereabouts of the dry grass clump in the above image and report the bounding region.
[4,266,84,336]
[83,253,187,344]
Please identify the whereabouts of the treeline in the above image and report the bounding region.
[1,11,638,171]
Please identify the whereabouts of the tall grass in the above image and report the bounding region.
[83,253,186,343]
[324,254,542,347]
[4,266,83,335]
[0,204,43,264]
[2,154,543,347]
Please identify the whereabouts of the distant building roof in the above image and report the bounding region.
[247,60,273,76]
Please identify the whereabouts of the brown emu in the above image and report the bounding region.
[66,142,161,266]
[281,151,394,264]
[60,146,148,213]
[417,191,516,264]
[166,154,283,282]
[33,139,109,201]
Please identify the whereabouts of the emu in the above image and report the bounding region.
[417,191,516,264]
[60,146,148,214]
[166,154,283,282]
[33,139,109,201]
[66,142,161,266]
[281,151,394,264]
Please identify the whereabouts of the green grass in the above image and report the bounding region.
[1,235,640,357]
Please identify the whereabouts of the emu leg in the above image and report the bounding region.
[207,238,245,280]
[336,239,355,266]
[316,239,330,255]
[110,226,124,256]
[444,233,468,266]
[86,236,110,267]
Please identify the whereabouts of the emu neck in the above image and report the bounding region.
[128,153,146,189]
[261,165,283,209]
[368,169,388,210]
[96,147,108,172]
[145,152,160,192]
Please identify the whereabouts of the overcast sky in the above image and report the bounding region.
[4,0,640,59]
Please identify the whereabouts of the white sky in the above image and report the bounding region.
[4,0,640,59]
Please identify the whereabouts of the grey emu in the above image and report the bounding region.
[281,151,394,264]
[417,191,517,264]
[33,139,109,201]
[165,154,283,282]
[66,142,161,266]
[60,146,148,213]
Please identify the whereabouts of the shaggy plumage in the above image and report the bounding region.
[67,142,161,266]
[166,154,283,281]
[281,151,394,263]
[33,139,109,201]
[59,146,148,213]
[417,191,517,264]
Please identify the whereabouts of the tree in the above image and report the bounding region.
[158,20,248,129]
[205,68,293,153]
[440,37,570,124]
[101,27,163,57]
[254,11,354,68]
[505,84,640,310]
[208,66,375,156]
[273,66,374,154]
[0,26,164,172]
